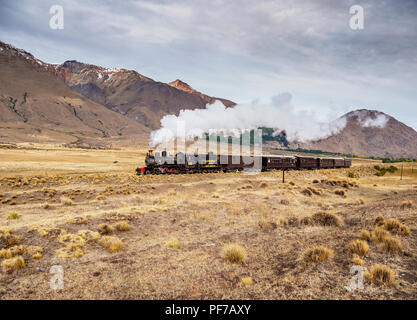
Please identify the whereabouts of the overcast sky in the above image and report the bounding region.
[1,0,416,129]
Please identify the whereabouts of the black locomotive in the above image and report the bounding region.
[136,150,352,175]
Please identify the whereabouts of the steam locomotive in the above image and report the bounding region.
[136,150,352,175]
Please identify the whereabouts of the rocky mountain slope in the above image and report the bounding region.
[0,41,150,148]
[298,110,417,158]
[0,42,235,130]
[59,64,235,130]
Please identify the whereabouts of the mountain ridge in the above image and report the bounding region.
[0,41,235,130]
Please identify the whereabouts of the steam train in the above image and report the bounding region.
[136,150,352,175]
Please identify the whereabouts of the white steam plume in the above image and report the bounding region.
[150,93,347,147]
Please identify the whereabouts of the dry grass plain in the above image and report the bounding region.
[0,146,416,299]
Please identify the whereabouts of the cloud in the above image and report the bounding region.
[0,0,416,129]
[348,110,389,128]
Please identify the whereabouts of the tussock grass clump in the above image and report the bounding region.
[165,238,180,249]
[370,227,403,254]
[27,245,43,256]
[0,230,20,248]
[221,243,247,263]
[68,217,88,225]
[360,229,371,241]
[58,232,86,247]
[259,181,269,188]
[357,198,365,205]
[306,187,323,196]
[400,200,413,209]
[56,231,86,258]
[311,211,343,227]
[10,245,26,256]
[347,172,356,178]
[397,225,411,236]
[240,277,253,286]
[280,199,289,205]
[115,221,130,231]
[8,212,19,220]
[382,237,403,254]
[384,218,410,236]
[348,240,369,256]
[77,230,100,242]
[98,224,114,235]
[301,188,312,197]
[258,219,277,230]
[100,236,123,252]
[334,189,345,196]
[60,196,73,206]
[352,254,364,266]
[365,265,395,286]
[303,246,333,264]
[1,256,25,270]
[0,249,12,259]
[371,227,391,243]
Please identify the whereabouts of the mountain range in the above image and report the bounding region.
[0,40,416,157]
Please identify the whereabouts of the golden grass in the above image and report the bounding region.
[360,229,371,241]
[258,181,269,188]
[56,231,87,258]
[365,265,395,286]
[27,245,43,255]
[115,221,130,231]
[258,219,277,230]
[60,196,73,206]
[303,246,333,263]
[221,243,247,263]
[371,227,391,243]
[0,230,20,248]
[77,230,100,242]
[0,249,13,259]
[165,238,180,249]
[1,256,26,270]
[0,154,414,298]
[10,245,26,256]
[384,218,410,236]
[98,224,114,235]
[370,227,403,254]
[301,211,343,227]
[400,200,413,209]
[240,277,253,286]
[351,254,364,266]
[382,237,403,254]
[348,240,369,256]
[68,217,88,225]
[100,236,123,252]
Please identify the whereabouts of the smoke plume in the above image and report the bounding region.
[150,93,348,147]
